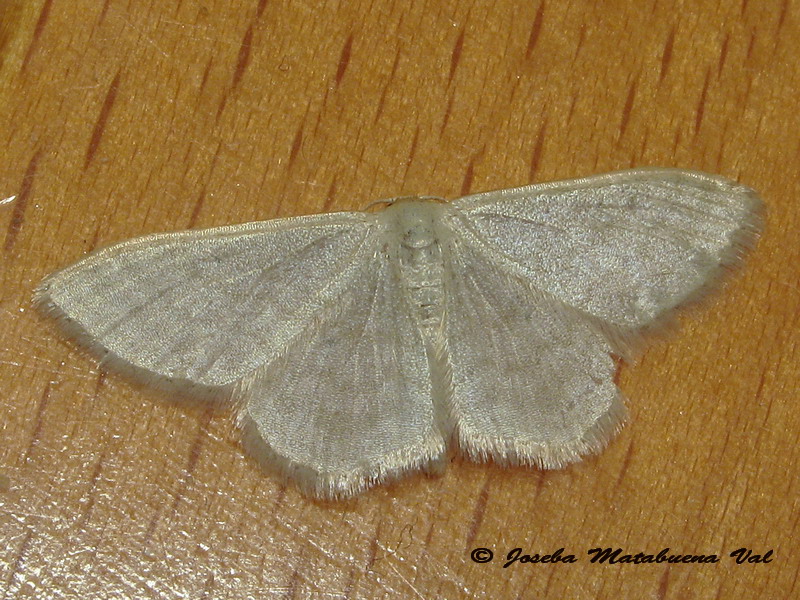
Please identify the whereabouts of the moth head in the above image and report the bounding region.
[379,197,447,249]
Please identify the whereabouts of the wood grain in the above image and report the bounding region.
[1,0,798,598]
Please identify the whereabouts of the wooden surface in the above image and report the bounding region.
[1,1,798,598]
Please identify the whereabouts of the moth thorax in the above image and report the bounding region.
[379,199,447,330]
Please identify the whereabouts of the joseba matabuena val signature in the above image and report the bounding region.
[469,546,774,567]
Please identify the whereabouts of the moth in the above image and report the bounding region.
[35,169,762,498]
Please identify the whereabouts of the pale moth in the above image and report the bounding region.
[35,169,762,498]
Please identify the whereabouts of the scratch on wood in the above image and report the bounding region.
[529,119,547,181]
[142,508,162,547]
[787,553,800,597]
[402,126,420,183]
[341,567,357,599]
[671,128,682,155]
[614,439,635,488]
[215,96,228,120]
[169,410,211,514]
[449,28,465,83]
[440,93,456,134]
[287,125,304,168]
[566,93,578,124]
[92,371,106,398]
[98,0,111,22]
[87,220,106,252]
[777,0,789,30]
[423,500,442,546]
[525,2,545,58]
[232,25,254,90]
[533,470,548,500]
[193,140,223,221]
[184,412,210,475]
[4,149,41,252]
[21,0,53,71]
[749,369,774,452]
[714,131,726,170]
[540,568,558,600]
[85,72,121,169]
[572,24,586,61]
[187,185,207,228]
[694,68,711,134]
[321,175,338,212]
[634,135,646,166]
[460,160,475,196]
[5,530,34,596]
[618,76,638,139]
[198,573,216,600]
[712,584,726,600]
[75,454,105,528]
[23,383,51,462]
[335,34,354,87]
[657,565,671,600]
[309,99,325,137]
[718,32,729,74]
[464,476,491,551]
[746,31,756,60]
[271,482,288,511]
[659,27,675,81]
[199,57,213,95]
[374,45,402,124]
[365,522,380,570]
[86,453,105,492]
[753,369,768,404]
[285,567,301,599]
